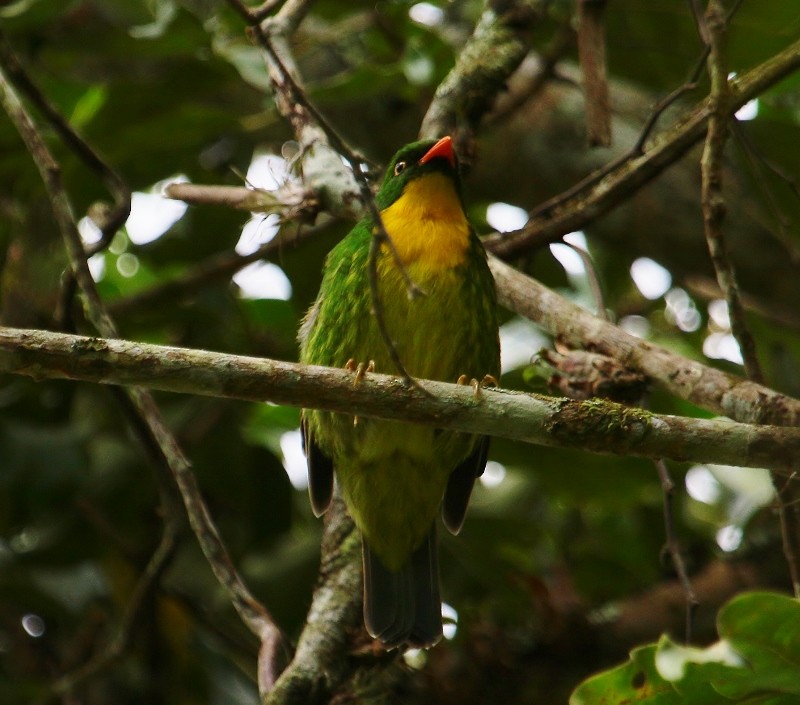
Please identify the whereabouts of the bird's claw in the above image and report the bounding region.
[345,359,375,387]
[345,359,375,426]
[457,373,499,399]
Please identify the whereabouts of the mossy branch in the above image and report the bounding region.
[1,325,799,471]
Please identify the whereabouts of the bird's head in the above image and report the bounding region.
[375,136,462,210]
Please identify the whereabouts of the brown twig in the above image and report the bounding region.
[223,0,426,389]
[699,0,800,599]
[699,1,762,383]
[577,0,611,146]
[654,459,699,644]
[485,35,800,257]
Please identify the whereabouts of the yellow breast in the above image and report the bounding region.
[378,172,470,274]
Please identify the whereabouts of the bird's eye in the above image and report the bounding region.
[393,161,406,176]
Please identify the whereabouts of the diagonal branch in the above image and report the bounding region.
[0,62,287,688]
[224,0,424,387]
[489,256,800,427]
[485,35,800,257]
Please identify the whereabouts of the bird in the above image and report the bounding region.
[298,136,500,649]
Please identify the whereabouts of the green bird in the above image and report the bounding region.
[299,136,500,648]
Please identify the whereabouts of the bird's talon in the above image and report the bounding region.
[470,378,481,399]
[354,360,375,387]
[480,374,499,388]
[345,360,375,425]
[456,373,499,399]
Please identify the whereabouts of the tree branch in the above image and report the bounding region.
[419,0,546,142]
[489,256,800,427]
[1,325,799,471]
[0,61,287,687]
[484,35,800,257]
[700,0,762,383]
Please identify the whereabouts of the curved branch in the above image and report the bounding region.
[1,325,799,470]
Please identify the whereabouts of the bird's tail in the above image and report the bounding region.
[362,525,442,649]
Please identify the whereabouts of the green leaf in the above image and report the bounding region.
[570,643,724,705]
[714,592,800,699]
[571,593,800,705]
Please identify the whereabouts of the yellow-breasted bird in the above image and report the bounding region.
[299,136,500,648]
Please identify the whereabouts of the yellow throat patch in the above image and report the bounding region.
[378,172,470,273]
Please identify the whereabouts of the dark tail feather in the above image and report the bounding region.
[362,526,443,649]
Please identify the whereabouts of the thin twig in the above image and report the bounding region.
[561,241,607,319]
[487,20,800,257]
[699,1,762,385]
[525,43,708,226]
[50,517,180,697]
[699,0,800,599]
[654,459,699,644]
[0,61,288,686]
[223,0,425,388]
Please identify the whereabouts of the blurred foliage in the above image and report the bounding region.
[572,592,800,705]
[0,0,799,703]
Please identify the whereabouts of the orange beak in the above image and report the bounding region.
[418,136,455,168]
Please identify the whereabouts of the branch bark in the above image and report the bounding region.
[419,0,546,142]
[489,256,800,427]
[1,325,799,471]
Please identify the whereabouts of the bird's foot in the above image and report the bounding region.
[457,373,499,399]
[345,359,375,386]
[345,359,375,426]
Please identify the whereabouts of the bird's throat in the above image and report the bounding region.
[378,172,470,273]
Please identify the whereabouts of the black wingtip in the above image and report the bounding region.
[301,416,334,517]
[442,437,490,535]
